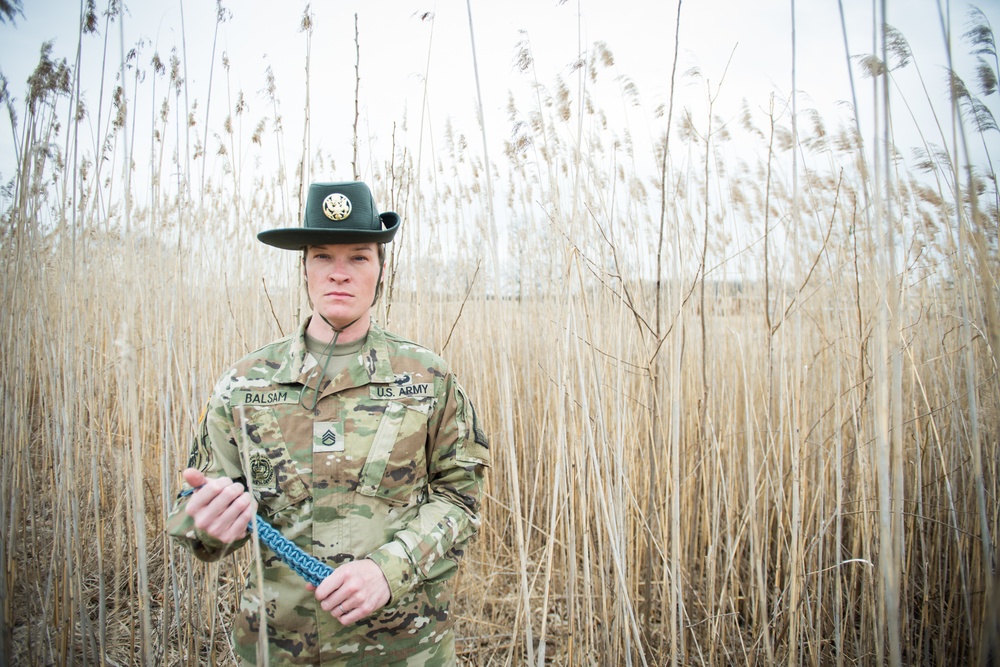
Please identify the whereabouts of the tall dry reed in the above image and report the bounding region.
[1,2,997,666]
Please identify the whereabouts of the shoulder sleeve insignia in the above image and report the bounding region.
[186,432,210,472]
[471,402,489,450]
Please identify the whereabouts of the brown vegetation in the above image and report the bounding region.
[1,2,997,665]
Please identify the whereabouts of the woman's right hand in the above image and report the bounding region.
[182,468,258,543]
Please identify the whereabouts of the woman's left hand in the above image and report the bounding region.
[309,559,392,625]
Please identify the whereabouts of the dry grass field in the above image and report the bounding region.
[1,2,998,665]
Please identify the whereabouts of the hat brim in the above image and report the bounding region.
[257,212,400,250]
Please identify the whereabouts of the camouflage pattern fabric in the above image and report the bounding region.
[167,320,489,665]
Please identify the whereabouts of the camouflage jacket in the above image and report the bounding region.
[166,319,489,665]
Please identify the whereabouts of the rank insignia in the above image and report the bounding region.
[314,421,344,452]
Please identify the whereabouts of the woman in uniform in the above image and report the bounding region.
[167,181,489,666]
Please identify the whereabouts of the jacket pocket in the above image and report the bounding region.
[356,401,429,506]
[239,407,310,521]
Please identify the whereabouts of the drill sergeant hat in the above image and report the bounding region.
[257,181,400,249]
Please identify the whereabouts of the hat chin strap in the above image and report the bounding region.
[310,259,384,333]
[300,312,364,412]
[373,261,384,308]
[318,312,363,335]
[299,262,384,411]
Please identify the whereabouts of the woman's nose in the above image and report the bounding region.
[328,261,350,280]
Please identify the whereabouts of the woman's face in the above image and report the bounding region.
[304,243,381,338]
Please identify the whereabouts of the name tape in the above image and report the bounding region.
[371,383,434,400]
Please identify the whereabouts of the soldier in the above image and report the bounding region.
[167,181,490,666]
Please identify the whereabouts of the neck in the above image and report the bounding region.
[305,313,371,344]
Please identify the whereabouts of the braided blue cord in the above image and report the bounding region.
[249,518,334,587]
[178,486,334,586]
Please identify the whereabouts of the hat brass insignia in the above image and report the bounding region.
[322,193,352,221]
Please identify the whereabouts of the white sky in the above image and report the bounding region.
[0,0,994,374]
[1,0,997,222]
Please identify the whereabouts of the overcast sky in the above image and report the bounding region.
[1,0,997,195]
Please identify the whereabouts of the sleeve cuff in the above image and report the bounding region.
[366,541,419,604]
[168,512,249,562]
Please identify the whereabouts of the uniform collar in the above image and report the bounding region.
[272,318,395,387]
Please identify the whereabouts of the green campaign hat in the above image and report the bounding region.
[257,181,400,249]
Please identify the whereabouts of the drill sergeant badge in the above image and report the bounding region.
[249,453,275,487]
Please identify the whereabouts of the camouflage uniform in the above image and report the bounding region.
[167,320,489,665]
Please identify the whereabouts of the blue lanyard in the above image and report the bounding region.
[179,487,334,586]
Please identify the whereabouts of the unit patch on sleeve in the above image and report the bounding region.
[186,432,210,472]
